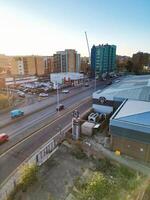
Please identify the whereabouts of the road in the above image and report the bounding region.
[0,81,98,128]
[0,98,91,184]
[0,79,115,185]
[0,80,108,135]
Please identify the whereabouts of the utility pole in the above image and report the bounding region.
[94,70,96,91]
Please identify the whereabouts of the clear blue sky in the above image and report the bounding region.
[0,0,149,56]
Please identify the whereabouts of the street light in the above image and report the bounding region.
[94,69,96,91]
[56,81,60,115]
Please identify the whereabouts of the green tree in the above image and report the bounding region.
[125,60,134,72]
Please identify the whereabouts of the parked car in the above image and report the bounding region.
[0,133,9,144]
[62,89,69,94]
[23,88,29,93]
[18,91,25,97]
[56,104,64,111]
[107,81,112,85]
[84,83,89,87]
[39,93,49,97]
[10,109,24,119]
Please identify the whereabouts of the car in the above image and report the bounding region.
[84,83,89,87]
[107,81,112,85]
[0,133,9,143]
[23,88,29,93]
[10,109,24,119]
[56,104,64,111]
[114,80,120,83]
[39,93,49,97]
[62,89,69,94]
[18,91,25,97]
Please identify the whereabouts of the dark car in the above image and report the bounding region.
[84,82,89,87]
[107,81,112,85]
[56,104,64,111]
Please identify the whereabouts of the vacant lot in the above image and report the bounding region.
[12,142,146,200]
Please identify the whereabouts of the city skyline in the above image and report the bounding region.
[0,0,149,56]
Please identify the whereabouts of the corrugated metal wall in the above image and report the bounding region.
[111,135,150,162]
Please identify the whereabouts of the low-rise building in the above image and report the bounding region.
[92,75,150,114]
[50,72,84,88]
[0,75,38,88]
[110,99,150,162]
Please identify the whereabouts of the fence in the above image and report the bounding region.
[0,123,71,200]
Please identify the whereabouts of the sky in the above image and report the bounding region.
[0,0,149,57]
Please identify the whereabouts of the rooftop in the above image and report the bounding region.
[110,99,150,142]
[93,75,150,102]
[114,99,150,127]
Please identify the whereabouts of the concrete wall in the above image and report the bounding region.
[0,125,70,200]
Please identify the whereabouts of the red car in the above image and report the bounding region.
[0,133,9,144]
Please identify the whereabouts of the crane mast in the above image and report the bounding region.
[85,31,96,90]
[85,31,91,63]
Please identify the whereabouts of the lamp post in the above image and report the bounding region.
[94,69,96,91]
[56,81,60,115]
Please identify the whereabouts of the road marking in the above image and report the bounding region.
[0,97,91,158]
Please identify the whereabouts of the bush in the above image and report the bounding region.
[74,159,142,200]
[77,172,119,200]
[71,149,87,160]
[0,94,9,109]
[21,164,38,191]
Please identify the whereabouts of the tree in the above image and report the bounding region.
[0,67,3,73]
[125,60,134,72]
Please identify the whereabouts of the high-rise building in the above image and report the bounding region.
[44,56,54,74]
[11,55,45,76]
[91,44,116,76]
[80,57,90,74]
[53,49,80,73]
[0,54,12,74]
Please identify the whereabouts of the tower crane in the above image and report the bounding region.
[85,31,96,90]
[85,31,91,64]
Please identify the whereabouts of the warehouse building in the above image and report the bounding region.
[92,75,150,162]
[93,75,150,114]
[110,99,150,162]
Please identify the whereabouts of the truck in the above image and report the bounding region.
[10,109,24,119]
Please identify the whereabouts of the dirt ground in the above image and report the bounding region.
[14,142,94,200]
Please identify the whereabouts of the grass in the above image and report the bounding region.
[72,159,144,200]
[71,148,87,160]
[142,181,150,200]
